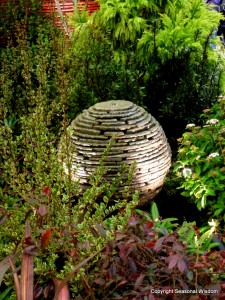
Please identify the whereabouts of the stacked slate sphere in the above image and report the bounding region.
[65,100,171,206]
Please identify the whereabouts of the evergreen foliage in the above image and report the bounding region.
[66,13,145,119]
[0,39,139,296]
[0,9,139,296]
[69,0,225,144]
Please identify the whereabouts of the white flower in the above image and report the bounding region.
[182,168,192,178]
[206,119,219,125]
[208,219,219,233]
[196,156,201,160]
[207,152,219,159]
[186,123,195,129]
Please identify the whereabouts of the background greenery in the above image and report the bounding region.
[68,0,225,145]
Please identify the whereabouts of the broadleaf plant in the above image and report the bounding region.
[173,96,225,223]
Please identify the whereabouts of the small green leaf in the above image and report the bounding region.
[162,218,178,222]
[181,191,190,197]
[195,165,201,175]
[198,230,212,246]
[207,242,220,249]
[201,194,207,209]
[197,201,202,211]
[214,208,224,216]
[206,189,216,196]
[151,202,159,222]
[186,230,195,242]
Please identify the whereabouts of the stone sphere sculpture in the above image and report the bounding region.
[64,100,171,205]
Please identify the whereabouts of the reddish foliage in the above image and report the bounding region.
[75,213,225,300]
[43,186,51,197]
[37,205,47,217]
[145,220,154,230]
[40,229,51,250]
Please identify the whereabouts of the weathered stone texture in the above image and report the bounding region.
[63,100,171,205]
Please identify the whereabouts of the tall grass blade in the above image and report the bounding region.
[21,219,34,300]
[9,257,21,300]
[0,253,20,286]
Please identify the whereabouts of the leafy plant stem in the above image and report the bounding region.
[53,247,105,299]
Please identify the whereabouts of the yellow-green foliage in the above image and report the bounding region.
[0,26,139,294]
[68,0,225,129]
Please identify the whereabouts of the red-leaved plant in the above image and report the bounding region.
[1,210,225,299]
[0,219,70,300]
[73,212,225,300]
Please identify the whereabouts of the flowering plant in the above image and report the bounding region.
[173,97,225,222]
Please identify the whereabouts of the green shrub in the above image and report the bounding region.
[0,0,48,47]
[68,0,225,143]
[66,9,145,120]
[173,96,225,223]
[0,91,139,296]
[0,19,140,296]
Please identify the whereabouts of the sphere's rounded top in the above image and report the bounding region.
[92,100,134,111]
